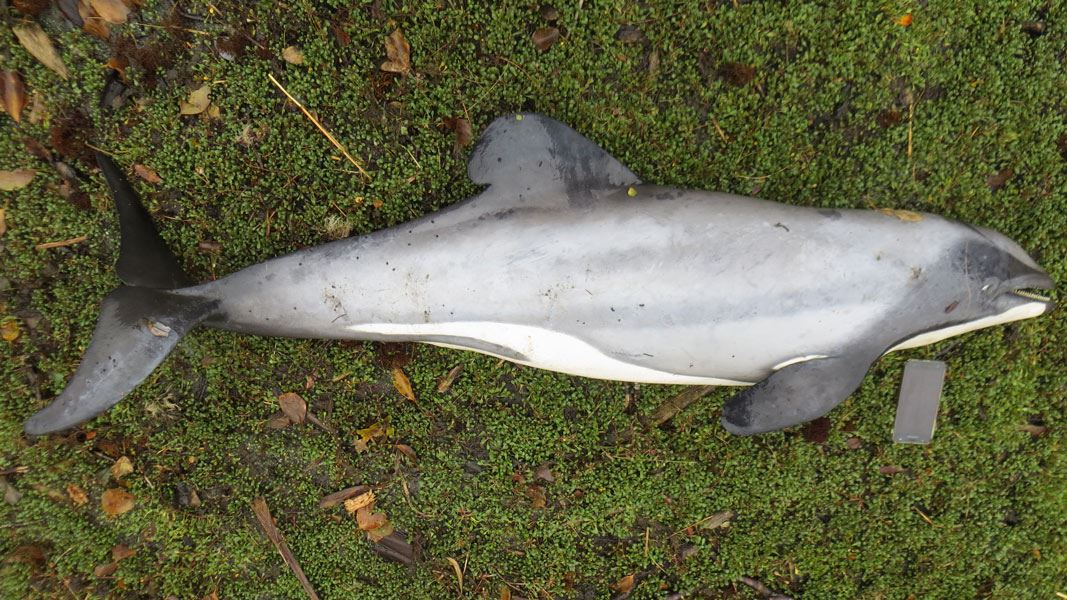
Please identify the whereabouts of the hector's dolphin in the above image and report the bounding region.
[24,114,1055,436]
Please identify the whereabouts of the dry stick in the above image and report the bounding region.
[251,497,321,600]
[739,576,794,600]
[35,235,87,250]
[646,385,717,427]
[267,73,370,180]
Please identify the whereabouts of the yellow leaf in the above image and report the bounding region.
[179,84,211,115]
[878,208,923,222]
[391,367,416,402]
[1,70,27,122]
[0,208,6,237]
[90,0,130,24]
[0,169,36,191]
[344,490,375,514]
[133,164,162,184]
[611,574,635,593]
[896,13,913,27]
[1,318,18,342]
[282,46,305,65]
[101,488,135,517]
[446,557,464,595]
[13,22,70,80]
[66,483,88,506]
[110,456,133,480]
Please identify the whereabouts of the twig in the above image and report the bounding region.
[645,386,716,427]
[267,74,370,180]
[35,235,87,250]
[251,497,321,600]
[0,466,29,476]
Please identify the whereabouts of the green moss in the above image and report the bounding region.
[1,1,1064,598]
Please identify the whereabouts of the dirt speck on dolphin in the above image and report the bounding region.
[23,114,1055,436]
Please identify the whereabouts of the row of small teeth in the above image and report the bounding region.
[1014,289,1052,302]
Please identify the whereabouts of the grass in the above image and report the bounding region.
[0,1,1064,598]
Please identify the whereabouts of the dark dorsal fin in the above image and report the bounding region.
[95,152,192,289]
[466,114,640,207]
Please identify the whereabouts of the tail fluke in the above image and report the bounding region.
[24,287,215,435]
[24,154,213,435]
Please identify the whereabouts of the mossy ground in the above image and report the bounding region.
[1,1,1064,598]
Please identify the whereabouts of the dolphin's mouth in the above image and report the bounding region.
[1011,289,1052,303]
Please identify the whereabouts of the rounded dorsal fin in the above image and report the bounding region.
[466,114,640,208]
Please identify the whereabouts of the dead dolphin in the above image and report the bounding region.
[24,114,1055,436]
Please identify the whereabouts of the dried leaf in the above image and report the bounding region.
[611,574,635,594]
[719,62,756,87]
[446,556,464,595]
[391,367,416,403]
[1,318,19,342]
[111,543,136,561]
[13,22,70,80]
[355,505,393,541]
[896,13,913,27]
[93,562,118,577]
[0,208,5,237]
[111,456,133,480]
[133,164,162,184]
[355,421,392,451]
[90,0,129,24]
[986,168,1013,191]
[1018,423,1048,438]
[436,364,463,393]
[381,29,411,74]
[266,415,292,429]
[66,483,88,506]
[101,488,135,517]
[801,416,832,444]
[78,1,111,39]
[282,46,305,65]
[531,27,560,51]
[1,70,28,122]
[699,509,735,530]
[0,169,36,190]
[344,490,375,514]
[277,392,307,425]
[526,484,546,509]
[318,485,369,509]
[179,84,211,115]
[443,117,472,158]
[879,465,905,475]
[534,462,555,483]
[878,208,924,222]
[846,436,863,449]
[395,443,417,462]
[365,519,394,542]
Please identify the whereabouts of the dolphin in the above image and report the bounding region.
[23,114,1055,436]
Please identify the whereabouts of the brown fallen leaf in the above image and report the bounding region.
[90,0,129,24]
[66,483,88,506]
[93,562,118,577]
[0,208,7,237]
[277,392,308,425]
[101,488,135,517]
[77,1,111,39]
[719,62,756,87]
[395,443,417,462]
[645,385,715,427]
[391,367,416,403]
[0,169,36,190]
[698,509,735,530]
[526,484,546,509]
[381,29,411,74]
[356,506,394,541]
[986,168,1013,191]
[251,497,321,600]
[179,84,211,115]
[111,543,136,561]
[800,416,832,444]
[1,70,28,122]
[318,485,369,509]
[611,574,635,594]
[879,465,905,475]
[13,22,70,80]
[1018,423,1048,438]
[111,456,133,480]
[133,164,162,184]
[534,462,555,483]
[436,364,463,393]
[531,27,560,51]
[282,46,305,65]
[443,117,472,158]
